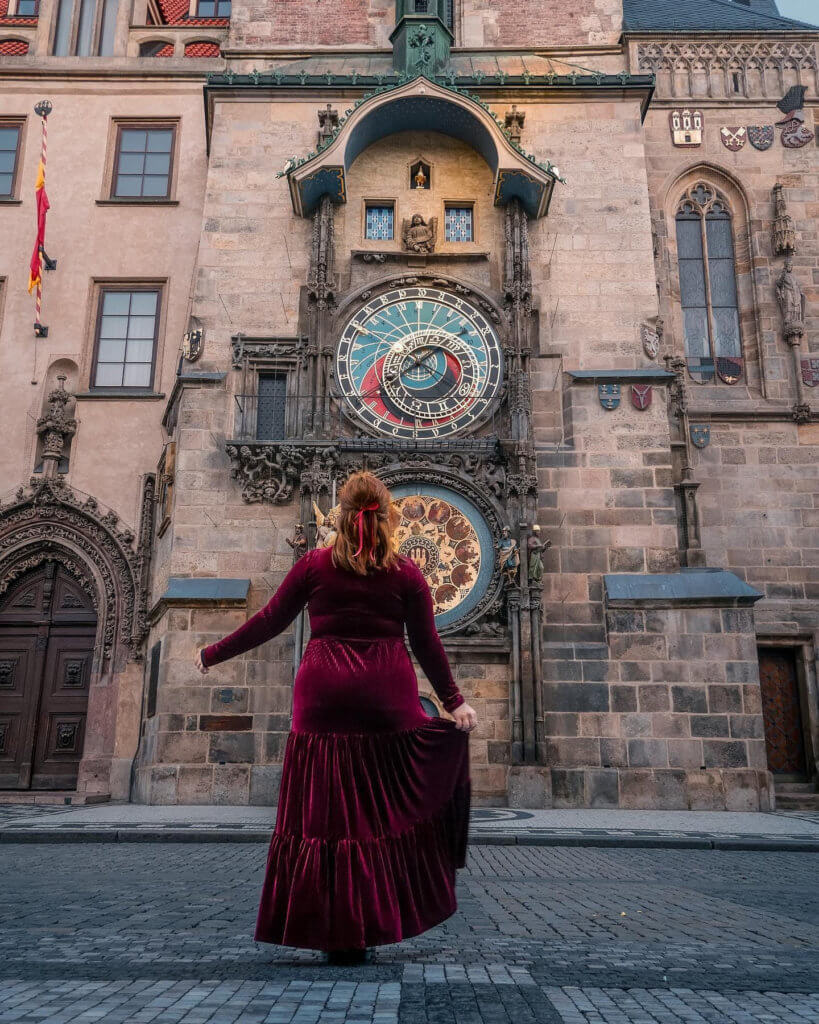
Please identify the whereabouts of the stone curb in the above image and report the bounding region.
[0,828,817,851]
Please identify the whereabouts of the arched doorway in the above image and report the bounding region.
[0,561,97,790]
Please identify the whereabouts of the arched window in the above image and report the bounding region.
[675,182,743,384]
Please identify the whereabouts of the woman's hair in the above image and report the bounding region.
[331,470,401,575]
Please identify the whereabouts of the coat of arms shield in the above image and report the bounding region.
[690,424,711,449]
[598,384,620,410]
[720,126,747,151]
[747,125,774,151]
[630,384,652,410]
[801,359,819,388]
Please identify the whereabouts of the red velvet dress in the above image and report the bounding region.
[201,545,471,951]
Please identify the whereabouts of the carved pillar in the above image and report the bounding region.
[666,356,707,568]
[507,587,523,762]
[306,194,336,437]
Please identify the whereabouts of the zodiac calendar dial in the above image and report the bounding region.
[335,287,503,438]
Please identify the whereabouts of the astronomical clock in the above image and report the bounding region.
[335,286,503,439]
[328,284,504,628]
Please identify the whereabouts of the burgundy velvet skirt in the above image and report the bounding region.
[254,634,471,951]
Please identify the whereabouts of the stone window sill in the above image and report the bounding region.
[95,199,179,207]
[75,389,166,400]
[0,198,23,205]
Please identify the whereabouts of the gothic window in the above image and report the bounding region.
[365,203,394,241]
[92,288,160,389]
[256,373,287,440]
[52,0,119,55]
[0,122,22,199]
[444,205,473,243]
[442,0,454,31]
[112,124,175,199]
[675,183,743,385]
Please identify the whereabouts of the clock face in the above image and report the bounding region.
[390,483,495,627]
[335,286,503,438]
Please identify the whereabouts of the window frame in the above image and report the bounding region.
[0,119,25,202]
[13,0,40,14]
[109,121,177,202]
[90,283,162,392]
[443,201,475,244]
[195,0,231,16]
[674,181,744,386]
[363,200,396,242]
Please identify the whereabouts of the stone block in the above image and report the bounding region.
[586,769,619,808]
[637,684,670,711]
[208,732,255,763]
[147,766,178,806]
[600,738,629,768]
[212,764,250,805]
[627,738,668,767]
[671,685,708,714]
[544,712,580,736]
[743,685,763,714]
[156,732,209,764]
[691,715,730,738]
[262,731,290,761]
[619,770,661,809]
[542,682,610,712]
[729,714,765,739]
[702,740,749,768]
[249,764,282,806]
[707,685,743,713]
[199,714,253,732]
[724,770,763,812]
[611,685,638,712]
[508,765,553,808]
[545,737,601,767]
[551,768,585,807]
[176,766,215,804]
[621,713,652,738]
[685,770,725,810]
[210,687,250,712]
[654,769,687,809]
[667,739,703,769]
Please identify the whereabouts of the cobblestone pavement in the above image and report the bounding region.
[1,843,817,1022]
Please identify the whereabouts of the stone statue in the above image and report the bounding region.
[775,258,805,341]
[402,214,437,254]
[312,501,338,548]
[497,527,520,586]
[526,525,551,584]
[286,522,308,560]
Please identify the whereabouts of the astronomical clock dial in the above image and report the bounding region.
[335,286,503,439]
[390,484,494,628]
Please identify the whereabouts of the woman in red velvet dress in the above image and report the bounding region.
[194,471,476,964]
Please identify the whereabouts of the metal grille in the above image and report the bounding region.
[256,374,287,440]
[365,205,394,241]
[445,206,473,242]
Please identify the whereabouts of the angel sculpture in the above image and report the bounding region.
[312,501,339,548]
[402,214,437,254]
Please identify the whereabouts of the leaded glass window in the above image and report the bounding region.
[676,183,743,384]
[365,204,394,241]
[445,205,473,243]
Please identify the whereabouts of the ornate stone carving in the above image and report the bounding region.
[503,199,532,315]
[316,102,338,145]
[504,104,525,143]
[497,527,520,586]
[36,375,76,477]
[402,214,437,253]
[0,476,147,660]
[776,257,806,342]
[226,443,338,504]
[772,183,797,257]
[637,40,818,99]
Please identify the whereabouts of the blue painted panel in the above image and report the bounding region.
[164,577,251,602]
[365,204,394,240]
[604,570,762,604]
[494,168,548,218]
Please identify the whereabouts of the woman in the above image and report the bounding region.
[194,471,477,964]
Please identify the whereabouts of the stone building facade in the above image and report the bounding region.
[0,0,817,810]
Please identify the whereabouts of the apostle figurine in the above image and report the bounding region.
[526,525,551,584]
[497,527,520,586]
[286,522,308,560]
[775,258,806,341]
[402,214,437,254]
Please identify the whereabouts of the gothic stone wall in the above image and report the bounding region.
[228,0,622,52]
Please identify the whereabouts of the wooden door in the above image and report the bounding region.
[758,646,806,777]
[0,562,97,790]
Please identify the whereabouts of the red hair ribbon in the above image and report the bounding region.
[353,501,380,561]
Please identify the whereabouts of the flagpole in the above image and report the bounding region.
[32,99,52,338]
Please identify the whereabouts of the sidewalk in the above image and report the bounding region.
[1,802,818,850]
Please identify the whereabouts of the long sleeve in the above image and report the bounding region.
[201,552,313,668]
[402,560,464,714]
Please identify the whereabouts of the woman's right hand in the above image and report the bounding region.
[452,703,477,733]
[194,648,209,675]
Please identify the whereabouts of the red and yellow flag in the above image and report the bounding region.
[27,159,49,294]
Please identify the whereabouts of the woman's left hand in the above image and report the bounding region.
[194,649,209,675]
[452,702,477,733]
